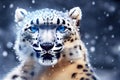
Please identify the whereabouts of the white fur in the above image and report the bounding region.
[69,7,82,20]
[15,8,27,22]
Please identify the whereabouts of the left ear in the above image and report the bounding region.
[69,7,82,26]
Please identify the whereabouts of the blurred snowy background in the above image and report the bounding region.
[0,0,120,80]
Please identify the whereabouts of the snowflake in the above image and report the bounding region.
[6,42,13,49]
[92,1,95,5]
[2,51,8,57]
[32,0,35,4]
[108,25,113,31]
[90,46,95,53]
[9,4,14,8]
[3,5,6,8]
[111,35,115,38]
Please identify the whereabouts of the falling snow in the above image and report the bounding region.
[90,46,95,52]
[106,13,109,17]
[32,0,35,4]
[108,25,113,31]
[6,42,13,49]
[111,35,115,38]
[90,39,96,45]
[85,33,90,39]
[95,36,98,39]
[92,1,95,5]
[9,4,14,8]
[2,51,8,57]
[2,5,6,8]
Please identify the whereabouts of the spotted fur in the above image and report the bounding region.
[3,7,98,80]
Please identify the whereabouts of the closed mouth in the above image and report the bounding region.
[37,53,60,66]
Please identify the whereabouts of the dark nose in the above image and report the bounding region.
[40,43,54,51]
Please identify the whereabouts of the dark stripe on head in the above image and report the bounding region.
[57,18,60,24]
[62,19,65,24]
[31,20,34,24]
[36,18,39,24]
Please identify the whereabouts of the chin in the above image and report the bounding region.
[37,53,61,66]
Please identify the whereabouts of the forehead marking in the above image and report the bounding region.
[62,19,65,24]
[57,18,60,24]
[30,20,34,24]
[36,18,39,25]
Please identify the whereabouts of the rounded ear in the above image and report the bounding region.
[15,8,27,22]
[69,7,82,26]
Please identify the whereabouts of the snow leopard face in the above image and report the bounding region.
[15,7,82,66]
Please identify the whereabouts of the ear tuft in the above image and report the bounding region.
[69,7,82,26]
[69,7,82,20]
[15,8,27,22]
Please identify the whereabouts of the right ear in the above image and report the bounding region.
[15,8,27,22]
[68,7,82,27]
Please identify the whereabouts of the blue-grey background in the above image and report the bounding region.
[0,0,120,80]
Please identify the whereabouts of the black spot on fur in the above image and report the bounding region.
[57,38,59,40]
[68,28,71,31]
[69,53,73,56]
[57,18,60,24]
[85,78,90,80]
[90,69,93,73]
[86,73,92,76]
[33,44,39,47]
[85,64,89,68]
[30,20,34,24]
[91,76,97,80]
[77,64,83,69]
[50,22,53,24]
[22,39,25,42]
[63,54,66,57]
[67,23,70,26]
[12,75,18,79]
[84,54,86,61]
[19,45,22,50]
[70,39,74,42]
[62,19,65,24]
[36,18,39,24]
[75,37,78,40]
[74,45,77,48]
[30,53,34,57]
[55,52,61,59]
[64,40,66,42]
[30,71,35,76]
[24,28,28,31]
[80,77,84,80]
[71,73,77,78]
[83,69,88,72]
[23,70,28,73]
[36,52,40,58]
[79,45,82,50]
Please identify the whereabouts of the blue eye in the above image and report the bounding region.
[57,26,66,33]
[29,26,39,33]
